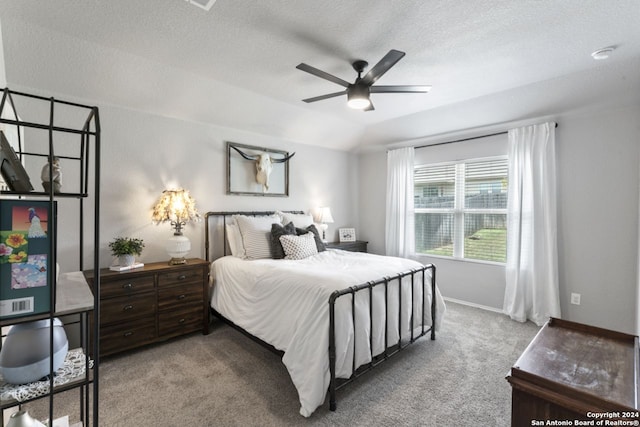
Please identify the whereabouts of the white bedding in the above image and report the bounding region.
[210,249,446,417]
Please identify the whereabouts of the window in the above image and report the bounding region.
[414,157,508,263]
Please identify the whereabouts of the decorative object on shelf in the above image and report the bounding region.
[0,200,53,319]
[40,156,62,193]
[6,409,44,427]
[313,207,334,242]
[339,227,356,242]
[0,131,33,193]
[108,262,144,272]
[152,188,200,265]
[108,237,144,267]
[227,141,294,196]
[0,318,68,385]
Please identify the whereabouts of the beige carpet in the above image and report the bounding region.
[25,301,539,426]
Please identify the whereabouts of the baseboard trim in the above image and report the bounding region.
[443,296,504,314]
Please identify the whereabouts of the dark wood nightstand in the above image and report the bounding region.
[85,258,209,357]
[325,240,368,253]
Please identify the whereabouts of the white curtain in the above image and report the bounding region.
[385,147,415,258]
[504,122,560,326]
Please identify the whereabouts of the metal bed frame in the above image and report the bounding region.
[205,211,437,412]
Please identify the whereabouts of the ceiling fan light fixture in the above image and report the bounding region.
[347,85,371,109]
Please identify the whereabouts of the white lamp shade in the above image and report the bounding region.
[319,207,334,223]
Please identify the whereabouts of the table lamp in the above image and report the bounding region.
[152,188,200,265]
[315,207,334,242]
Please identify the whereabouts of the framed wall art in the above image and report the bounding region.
[227,141,294,197]
[339,228,356,242]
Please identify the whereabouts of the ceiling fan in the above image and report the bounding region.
[296,49,431,111]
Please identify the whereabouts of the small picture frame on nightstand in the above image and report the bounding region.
[338,228,356,242]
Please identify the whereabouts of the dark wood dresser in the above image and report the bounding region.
[85,258,210,357]
[325,240,368,252]
[506,318,640,426]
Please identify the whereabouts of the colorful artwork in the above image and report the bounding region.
[0,231,28,264]
[11,254,48,289]
[12,205,48,237]
[0,200,53,319]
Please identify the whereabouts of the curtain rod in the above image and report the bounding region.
[415,122,558,150]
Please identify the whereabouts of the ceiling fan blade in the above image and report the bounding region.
[296,63,351,88]
[302,90,347,103]
[360,49,406,86]
[370,85,432,93]
[364,101,375,112]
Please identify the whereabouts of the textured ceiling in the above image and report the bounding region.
[0,0,638,151]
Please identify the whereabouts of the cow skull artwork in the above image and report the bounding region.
[230,145,295,192]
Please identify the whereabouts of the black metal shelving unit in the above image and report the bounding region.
[0,87,100,426]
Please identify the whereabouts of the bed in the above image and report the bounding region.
[205,211,445,417]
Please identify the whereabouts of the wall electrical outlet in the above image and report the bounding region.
[570,293,581,305]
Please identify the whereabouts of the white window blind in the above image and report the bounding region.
[414,157,508,263]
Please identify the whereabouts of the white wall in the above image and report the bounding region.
[358,105,640,333]
[555,106,639,333]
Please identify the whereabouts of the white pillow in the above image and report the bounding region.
[225,223,245,258]
[278,211,314,228]
[279,232,319,260]
[233,214,281,259]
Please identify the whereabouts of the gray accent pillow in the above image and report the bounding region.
[271,221,296,259]
[296,224,326,253]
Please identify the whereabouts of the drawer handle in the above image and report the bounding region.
[178,318,186,323]
[123,283,133,290]
[177,274,187,280]
[123,331,134,337]
[123,305,134,311]
[177,294,186,300]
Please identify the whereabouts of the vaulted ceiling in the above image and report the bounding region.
[0,0,638,151]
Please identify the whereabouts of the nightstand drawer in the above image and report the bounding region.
[158,268,204,286]
[101,275,155,299]
[157,282,203,310]
[158,305,203,337]
[101,317,157,356]
[101,291,156,324]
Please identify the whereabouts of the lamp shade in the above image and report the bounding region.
[318,207,334,224]
[152,189,200,233]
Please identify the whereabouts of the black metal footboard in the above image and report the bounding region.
[327,264,436,411]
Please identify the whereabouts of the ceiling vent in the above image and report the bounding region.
[185,0,216,11]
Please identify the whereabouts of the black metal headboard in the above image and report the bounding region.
[204,211,305,262]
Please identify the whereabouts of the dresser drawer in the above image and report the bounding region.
[158,305,203,338]
[101,275,155,299]
[101,317,157,356]
[157,282,203,310]
[101,291,156,324]
[158,268,204,287]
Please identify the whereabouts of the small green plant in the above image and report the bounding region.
[108,237,145,257]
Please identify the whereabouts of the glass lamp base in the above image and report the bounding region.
[166,233,190,265]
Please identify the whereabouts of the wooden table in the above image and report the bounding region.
[506,318,640,426]
[507,318,640,426]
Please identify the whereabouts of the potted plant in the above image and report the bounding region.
[108,237,144,267]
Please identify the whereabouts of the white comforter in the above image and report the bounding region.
[210,249,446,417]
